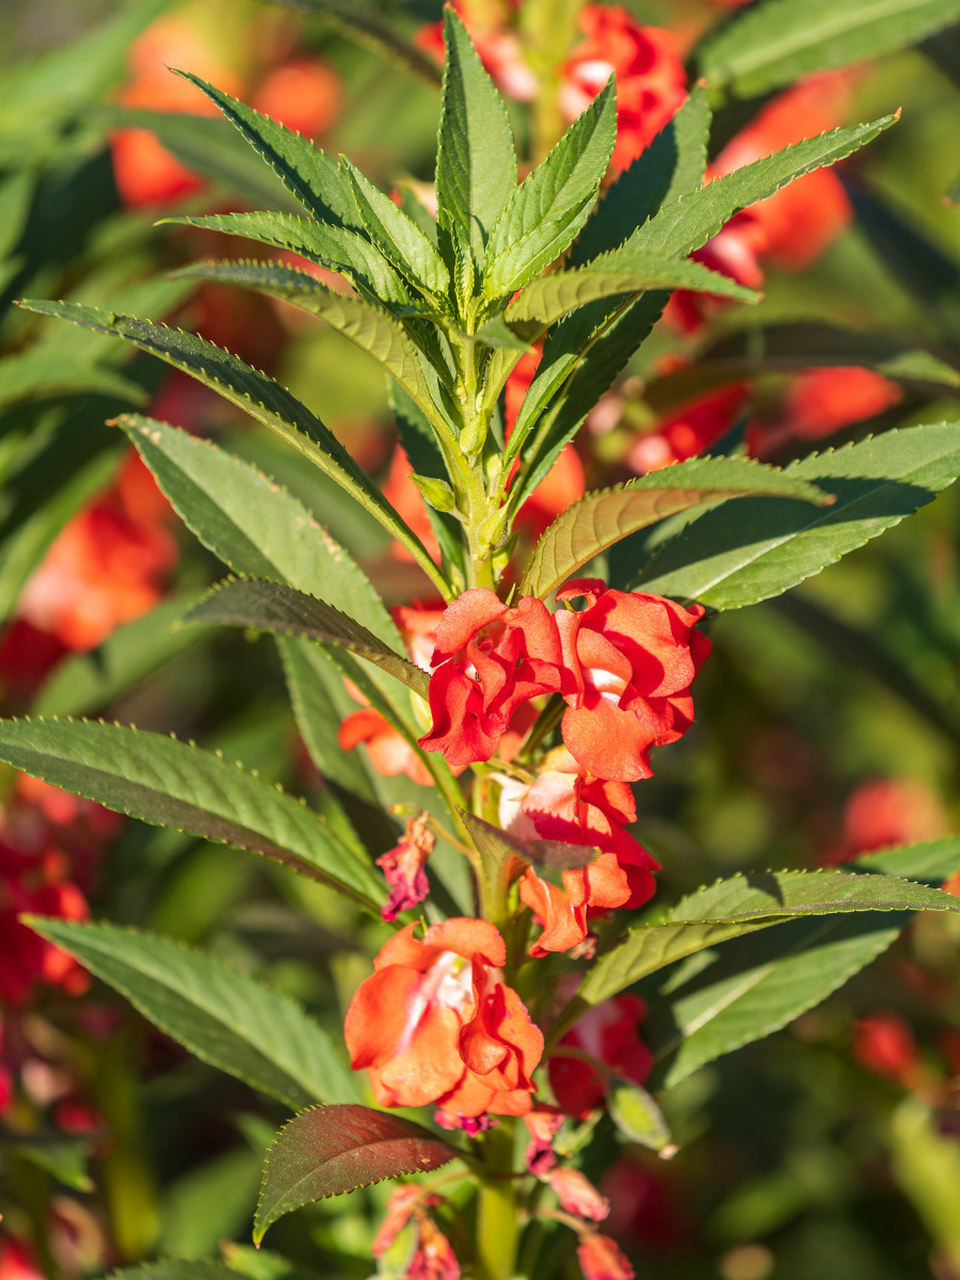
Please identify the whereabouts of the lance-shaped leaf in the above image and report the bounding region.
[278,0,442,87]
[482,81,617,297]
[171,262,441,423]
[632,115,897,260]
[855,837,960,883]
[697,0,960,99]
[655,913,905,1089]
[254,1106,458,1242]
[436,9,517,262]
[23,919,360,1108]
[174,71,363,229]
[0,717,383,910]
[3,1133,95,1192]
[460,810,597,895]
[107,1266,240,1280]
[117,416,400,645]
[506,252,758,326]
[185,578,430,701]
[519,456,829,600]
[342,158,450,298]
[163,211,411,305]
[16,300,444,595]
[636,421,960,609]
[572,868,960,1013]
[571,86,711,268]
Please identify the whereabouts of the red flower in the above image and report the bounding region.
[561,8,687,176]
[378,814,435,921]
[750,366,903,458]
[344,918,543,1117]
[852,1012,919,1080]
[0,842,90,1008]
[251,57,341,137]
[577,1233,635,1280]
[416,1,538,103]
[823,777,947,866]
[549,996,653,1119]
[419,590,562,769]
[626,385,750,474]
[549,1167,610,1221]
[555,580,710,782]
[501,751,659,956]
[374,1186,459,1280]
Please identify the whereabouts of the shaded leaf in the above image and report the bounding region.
[273,0,442,87]
[3,1133,94,1192]
[636,421,960,609]
[482,81,617,296]
[436,9,517,263]
[460,810,597,892]
[520,455,826,600]
[17,301,443,591]
[185,578,429,700]
[342,158,450,298]
[0,717,383,909]
[23,918,360,1108]
[697,0,960,98]
[254,1106,458,1242]
[164,211,410,304]
[107,1265,240,1280]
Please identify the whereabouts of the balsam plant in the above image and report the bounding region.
[11,10,960,1280]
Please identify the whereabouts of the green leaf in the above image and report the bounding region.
[31,597,212,719]
[506,252,758,326]
[607,1081,673,1153]
[173,71,363,229]
[341,158,451,298]
[3,1133,95,1192]
[436,9,517,263]
[117,416,400,646]
[160,1149,262,1259]
[482,80,617,296]
[163,211,411,305]
[657,913,904,1088]
[697,0,960,98]
[107,1264,241,1280]
[22,919,359,1108]
[17,301,443,593]
[277,636,379,804]
[254,1106,458,1243]
[636,421,960,609]
[460,810,597,894]
[631,116,897,260]
[571,87,711,269]
[170,261,441,425]
[854,837,960,883]
[575,868,960,1011]
[519,455,828,600]
[184,577,430,701]
[0,717,383,910]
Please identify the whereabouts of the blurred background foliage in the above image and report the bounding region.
[4,1,960,1279]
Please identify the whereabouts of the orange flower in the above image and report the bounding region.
[549,1167,610,1222]
[577,1232,635,1280]
[338,707,435,787]
[555,580,710,783]
[344,918,543,1118]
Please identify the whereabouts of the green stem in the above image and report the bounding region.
[475,1124,520,1280]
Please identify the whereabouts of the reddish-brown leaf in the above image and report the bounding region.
[254,1105,459,1243]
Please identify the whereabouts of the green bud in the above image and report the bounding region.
[608,1079,675,1155]
[408,472,457,513]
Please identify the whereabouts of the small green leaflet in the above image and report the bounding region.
[505,252,758,327]
[185,577,430,701]
[436,9,517,263]
[173,70,363,229]
[23,918,360,1108]
[636,421,960,609]
[482,80,617,296]
[342,157,451,298]
[163,211,411,305]
[631,115,897,260]
[697,0,960,99]
[0,717,383,910]
[254,1106,457,1243]
[520,456,828,600]
[107,1264,240,1280]
[3,1134,94,1192]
